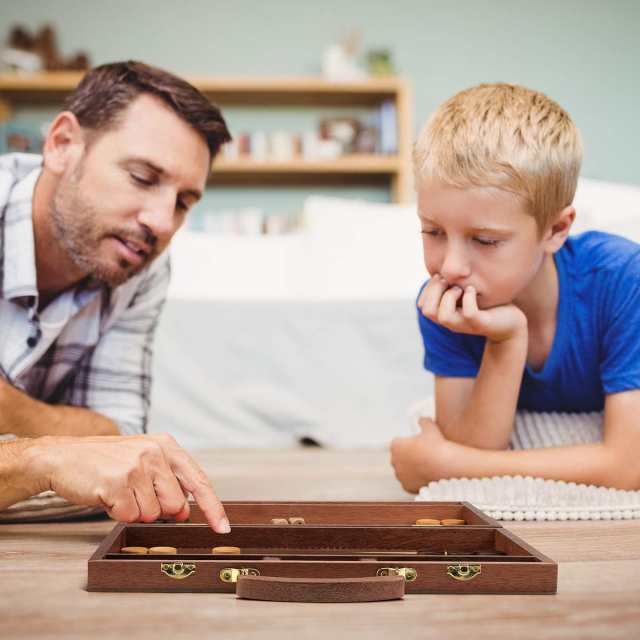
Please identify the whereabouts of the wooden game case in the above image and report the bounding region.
[87,501,557,598]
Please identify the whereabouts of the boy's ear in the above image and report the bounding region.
[42,111,85,176]
[544,205,575,253]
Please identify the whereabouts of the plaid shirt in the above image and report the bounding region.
[0,153,170,435]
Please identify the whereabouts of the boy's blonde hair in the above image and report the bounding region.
[413,83,583,233]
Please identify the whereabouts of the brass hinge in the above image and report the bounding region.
[377,567,418,582]
[161,562,196,580]
[219,567,261,583]
[446,563,482,581]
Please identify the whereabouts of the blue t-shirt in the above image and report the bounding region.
[418,231,640,412]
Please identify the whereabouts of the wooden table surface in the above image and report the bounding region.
[2,448,639,639]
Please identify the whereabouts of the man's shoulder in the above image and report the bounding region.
[0,153,43,185]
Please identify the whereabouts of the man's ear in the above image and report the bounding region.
[42,111,85,176]
[544,205,576,253]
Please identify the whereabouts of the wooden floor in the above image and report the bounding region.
[2,448,639,639]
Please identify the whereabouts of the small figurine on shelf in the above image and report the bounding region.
[319,117,361,154]
[1,24,90,73]
[366,49,396,76]
[321,30,367,81]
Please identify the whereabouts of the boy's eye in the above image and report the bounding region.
[421,228,442,238]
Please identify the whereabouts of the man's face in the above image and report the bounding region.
[51,94,210,287]
[417,179,547,309]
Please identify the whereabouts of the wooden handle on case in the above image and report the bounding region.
[236,574,405,603]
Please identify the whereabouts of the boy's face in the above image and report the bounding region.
[50,93,210,287]
[417,179,547,310]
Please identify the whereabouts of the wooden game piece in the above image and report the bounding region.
[441,519,466,526]
[414,519,441,526]
[120,546,148,554]
[149,546,177,554]
[212,546,241,554]
[288,517,306,525]
[270,518,289,525]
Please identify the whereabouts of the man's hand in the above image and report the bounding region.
[390,417,454,493]
[27,433,230,533]
[418,274,527,343]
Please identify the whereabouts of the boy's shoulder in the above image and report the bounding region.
[563,230,640,277]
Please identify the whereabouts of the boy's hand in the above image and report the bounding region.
[390,418,453,493]
[419,274,527,343]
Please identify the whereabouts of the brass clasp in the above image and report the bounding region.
[377,567,418,582]
[161,562,196,580]
[219,568,260,583]
[446,563,481,581]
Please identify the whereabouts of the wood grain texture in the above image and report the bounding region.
[1,448,639,638]
[236,575,405,602]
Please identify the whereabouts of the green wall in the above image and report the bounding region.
[2,0,638,217]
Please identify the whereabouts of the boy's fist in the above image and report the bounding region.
[418,274,527,343]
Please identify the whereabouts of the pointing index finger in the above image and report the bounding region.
[163,448,230,534]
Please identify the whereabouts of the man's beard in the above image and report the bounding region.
[50,167,156,288]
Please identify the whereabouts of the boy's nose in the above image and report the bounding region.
[440,247,471,283]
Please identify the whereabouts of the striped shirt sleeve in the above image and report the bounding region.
[63,253,171,434]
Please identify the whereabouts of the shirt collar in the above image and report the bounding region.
[1,164,42,306]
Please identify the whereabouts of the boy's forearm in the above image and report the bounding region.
[0,439,50,508]
[439,439,640,490]
[0,379,120,438]
[442,331,527,449]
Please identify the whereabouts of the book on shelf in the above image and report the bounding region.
[378,99,397,154]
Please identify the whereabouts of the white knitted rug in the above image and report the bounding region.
[411,404,640,521]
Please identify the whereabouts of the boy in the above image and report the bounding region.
[391,83,640,492]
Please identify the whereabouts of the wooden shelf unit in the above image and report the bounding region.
[0,72,414,202]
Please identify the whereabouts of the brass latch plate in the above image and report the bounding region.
[377,567,418,582]
[219,567,261,583]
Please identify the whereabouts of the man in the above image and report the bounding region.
[0,61,232,532]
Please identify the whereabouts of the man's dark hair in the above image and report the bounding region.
[64,60,232,158]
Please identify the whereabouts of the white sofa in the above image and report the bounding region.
[148,178,640,448]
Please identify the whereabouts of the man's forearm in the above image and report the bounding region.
[0,380,120,438]
[0,439,49,509]
[442,331,527,449]
[438,438,639,490]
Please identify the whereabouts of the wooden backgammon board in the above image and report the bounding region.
[87,501,557,601]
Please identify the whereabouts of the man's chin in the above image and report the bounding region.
[92,261,144,287]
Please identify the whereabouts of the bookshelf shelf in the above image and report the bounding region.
[0,72,413,201]
[215,155,401,174]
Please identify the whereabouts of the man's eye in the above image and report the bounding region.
[474,237,499,246]
[131,173,153,186]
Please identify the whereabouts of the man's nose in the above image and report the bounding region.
[137,197,175,244]
[440,244,471,283]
